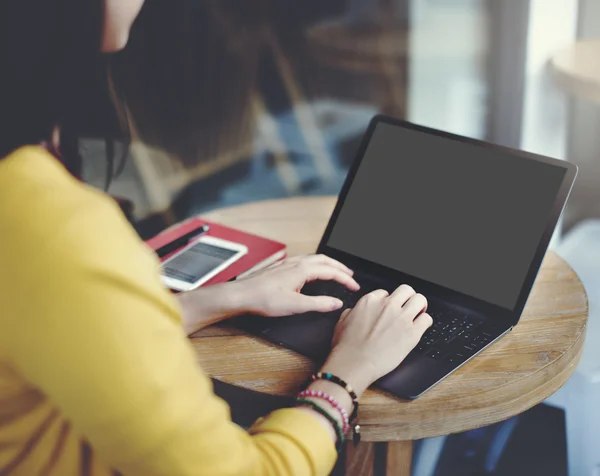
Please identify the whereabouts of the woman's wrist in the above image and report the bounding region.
[177,281,250,334]
[295,380,354,450]
[295,372,363,449]
[320,349,375,399]
[295,406,340,446]
[306,379,354,417]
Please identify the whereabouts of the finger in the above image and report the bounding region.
[401,293,428,317]
[308,254,354,276]
[341,308,352,318]
[388,284,416,307]
[339,308,352,321]
[332,308,352,347]
[291,295,344,314]
[305,264,360,290]
[414,312,434,331]
[360,289,389,302]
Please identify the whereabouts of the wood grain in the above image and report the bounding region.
[192,197,588,442]
[346,442,375,476]
[386,441,412,476]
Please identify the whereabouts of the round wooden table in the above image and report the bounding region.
[190,196,588,475]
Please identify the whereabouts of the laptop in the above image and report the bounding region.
[236,115,577,400]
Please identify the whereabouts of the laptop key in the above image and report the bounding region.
[427,349,444,360]
[470,335,492,349]
[412,303,485,355]
[443,353,466,365]
[442,334,457,344]
[474,334,489,343]
[465,321,480,329]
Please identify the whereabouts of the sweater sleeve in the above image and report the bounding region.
[2,177,336,475]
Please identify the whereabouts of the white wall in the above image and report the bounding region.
[563,0,600,231]
[520,0,579,245]
[407,0,488,139]
[519,0,579,160]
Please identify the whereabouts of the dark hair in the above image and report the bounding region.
[110,0,267,169]
[0,0,127,185]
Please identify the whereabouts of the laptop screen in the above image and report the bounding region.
[327,122,567,310]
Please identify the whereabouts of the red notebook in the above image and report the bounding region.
[145,217,287,287]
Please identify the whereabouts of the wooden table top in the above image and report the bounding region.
[190,196,588,442]
[551,39,600,104]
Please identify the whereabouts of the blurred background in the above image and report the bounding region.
[79,0,600,474]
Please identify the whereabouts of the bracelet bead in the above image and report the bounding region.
[311,372,359,423]
[296,398,345,453]
[297,389,350,434]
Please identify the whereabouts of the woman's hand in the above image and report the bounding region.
[177,254,359,335]
[320,285,433,397]
[235,254,360,317]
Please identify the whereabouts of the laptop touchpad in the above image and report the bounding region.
[263,312,339,362]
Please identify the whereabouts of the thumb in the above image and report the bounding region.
[288,294,344,314]
[339,308,352,321]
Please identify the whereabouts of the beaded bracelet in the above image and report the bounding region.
[296,398,345,453]
[311,372,359,423]
[297,389,350,434]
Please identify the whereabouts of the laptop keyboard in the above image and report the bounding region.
[416,307,494,364]
[302,279,496,365]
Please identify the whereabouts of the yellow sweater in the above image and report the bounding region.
[0,146,336,476]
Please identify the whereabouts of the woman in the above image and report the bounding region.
[0,1,432,475]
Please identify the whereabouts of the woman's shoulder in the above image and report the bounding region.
[0,145,138,266]
[0,145,162,305]
[0,145,112,225]
[0,145,80,200]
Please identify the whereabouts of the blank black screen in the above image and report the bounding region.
[327,123,566,309]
